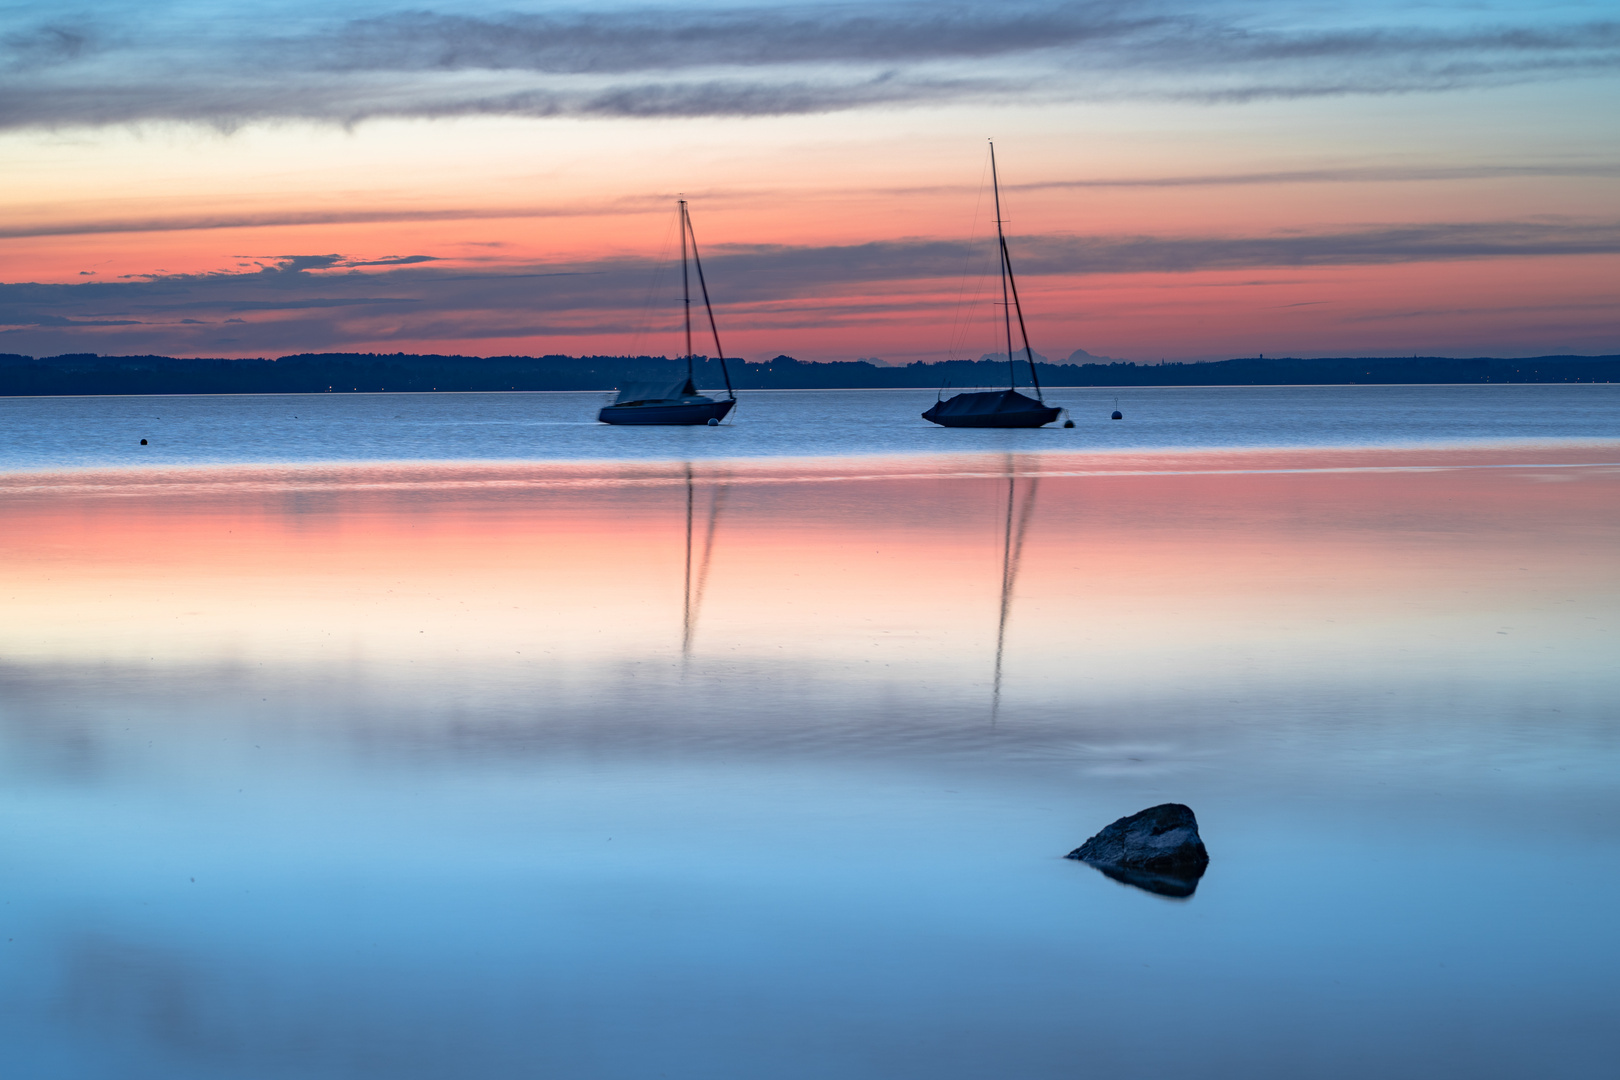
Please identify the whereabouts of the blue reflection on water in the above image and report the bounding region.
[4,671,1616,1078]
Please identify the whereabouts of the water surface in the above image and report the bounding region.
[2,383,1617,470]
[1,392,1618,1078]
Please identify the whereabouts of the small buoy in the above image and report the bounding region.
[1063,419,1075,428]
[706,417,719,426]
[140,438,148,445]
[1111,411,1123,420]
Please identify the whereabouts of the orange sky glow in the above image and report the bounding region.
[2,4,1617,363]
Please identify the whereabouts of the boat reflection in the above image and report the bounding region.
[992,458,1039,722]
[682,463,730,657]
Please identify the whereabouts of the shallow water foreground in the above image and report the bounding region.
[1,447,1617,1079]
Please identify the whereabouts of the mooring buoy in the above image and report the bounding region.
[706,417,720,426]
[140,438,148,445]
[1063,419,1075,428]
[1111,411,1123,420]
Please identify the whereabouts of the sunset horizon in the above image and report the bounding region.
[4,2,1616,365]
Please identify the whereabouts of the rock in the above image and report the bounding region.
[1067,803,1207,869]
[1066,803,1209,898]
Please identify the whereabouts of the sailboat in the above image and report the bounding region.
[599,200,737,426]
[923,143,1061,429]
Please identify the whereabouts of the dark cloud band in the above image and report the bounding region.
[1,3,1615,128]
[3,219,1616,356]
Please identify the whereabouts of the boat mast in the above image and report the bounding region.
[990,142,1017,391]
[989,143,1045,403]
[685,207,737,401]
[680,199,694,393]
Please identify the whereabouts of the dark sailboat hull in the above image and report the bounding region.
[598,398,735,426]
[923,407,1060,428]
[922,389,1060,428]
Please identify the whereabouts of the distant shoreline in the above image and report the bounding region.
[1,351,1614,395]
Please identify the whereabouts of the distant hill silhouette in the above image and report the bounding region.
[0,351,1614,395]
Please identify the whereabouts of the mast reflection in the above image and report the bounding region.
[992,457,1039,721]
[682,463,730,657]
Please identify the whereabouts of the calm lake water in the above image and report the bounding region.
[1,383,1617,469]
[1,387,1617,1078]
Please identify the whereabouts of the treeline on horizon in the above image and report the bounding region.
[0,351,1615,395]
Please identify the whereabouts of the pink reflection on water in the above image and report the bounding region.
[1,447,1614,703]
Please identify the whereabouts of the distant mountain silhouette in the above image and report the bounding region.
[0,351,1614,395]
[1065,348,1134,365]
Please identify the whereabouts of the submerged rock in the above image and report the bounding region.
[1066,803,1209,898]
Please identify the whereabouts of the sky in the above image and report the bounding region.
[1,0,1617,364]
